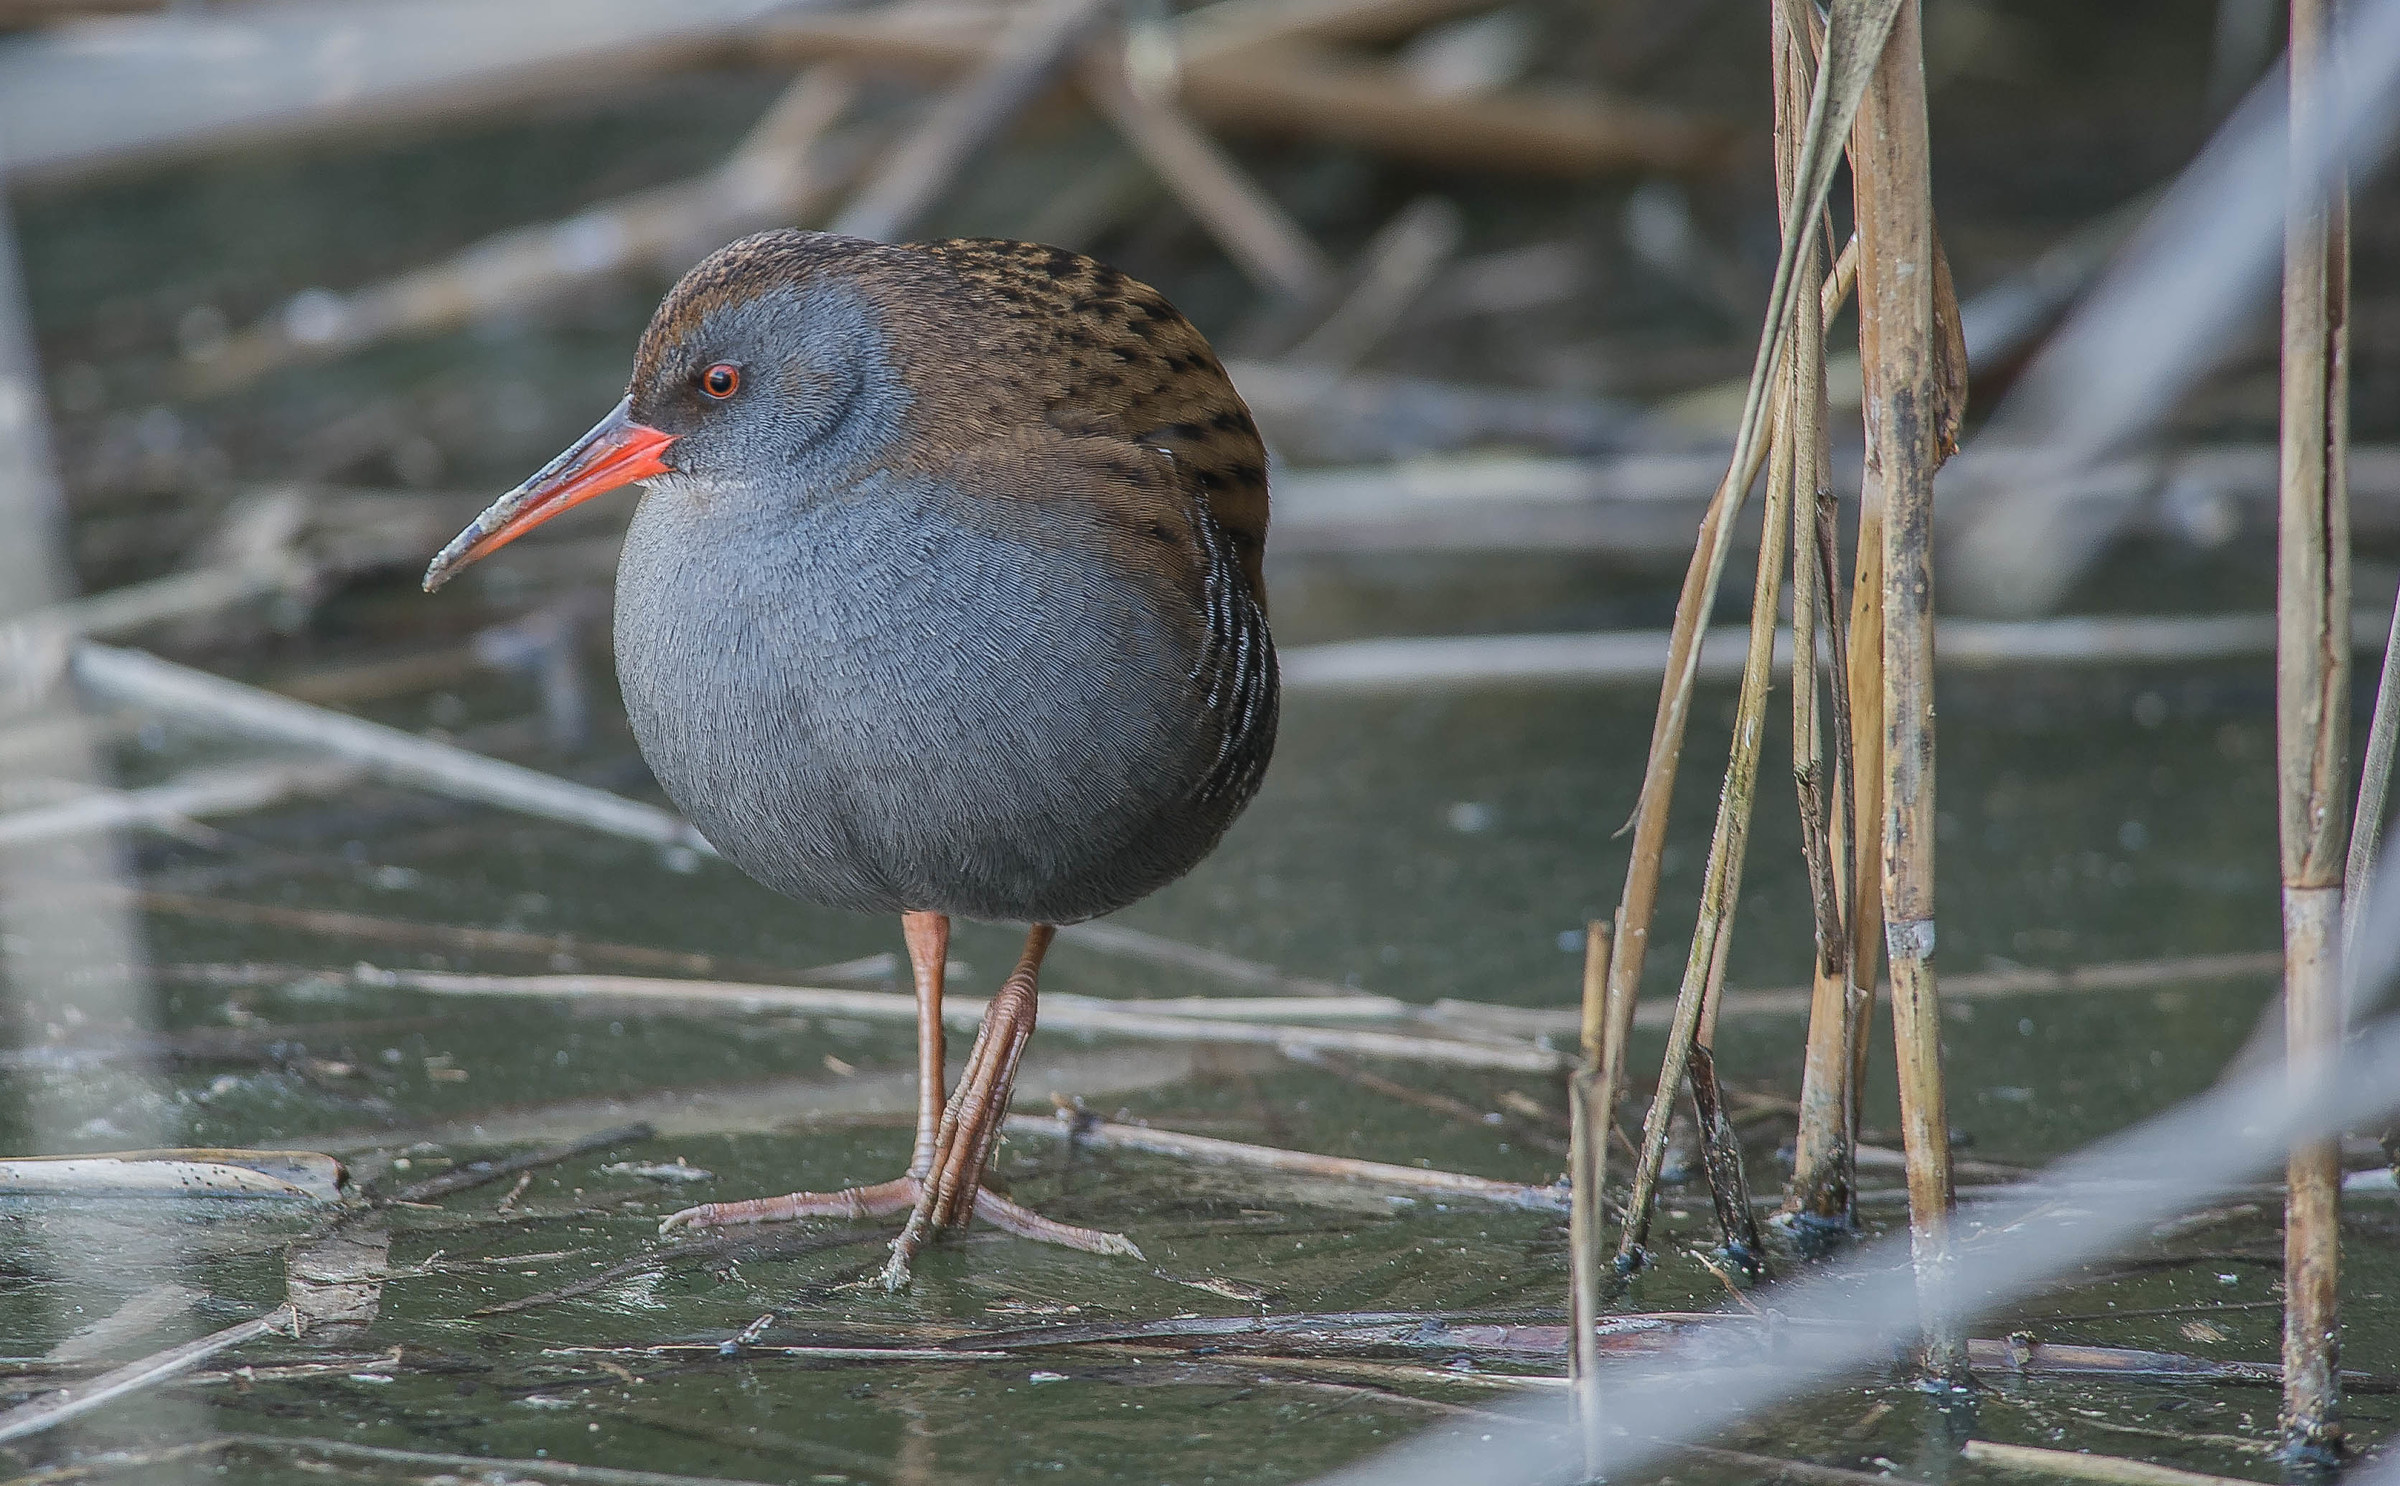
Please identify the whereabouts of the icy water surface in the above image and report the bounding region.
[1,546,2394,1484]
[2,26,2397,1484]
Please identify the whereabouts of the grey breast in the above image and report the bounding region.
[612,470,1253,923]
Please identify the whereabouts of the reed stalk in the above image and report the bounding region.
[2343,597,2398,966]
[1568,920,1609,1470]
[2276,0,2351,1462]
[1588,0,1906,1222]
[1774,0,1859,1237]
[1610,330,1795,1278]
[1850,0,1967,1383]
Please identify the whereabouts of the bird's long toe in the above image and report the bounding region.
[658,1175,921,1235]
[972,1189,1142,1258]
[869,1186,1134,1291]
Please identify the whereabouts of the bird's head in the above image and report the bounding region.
[423,230,919,592]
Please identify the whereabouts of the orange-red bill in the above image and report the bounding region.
[422,397,675,592]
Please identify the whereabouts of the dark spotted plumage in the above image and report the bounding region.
[913,238,1271,600]
[602,229,1278,924]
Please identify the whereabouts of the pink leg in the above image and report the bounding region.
[902,910,948,1179]
[660,912,949,1235]
[662,917,1140,1284]
[876,925,1138,1290]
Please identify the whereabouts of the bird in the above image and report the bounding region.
[424,230,1276,1288]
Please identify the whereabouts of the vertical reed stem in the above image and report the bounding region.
[1569,920,1610,1469]
[1612,354,1795,1278]
[1579,917,1611,1072]
[1586,0,1902,1229]
[2343,599,2399,966]
[1777,0,1858,1236]
[2278,0,2350,1463]
[1592,470,1749,1208]
[1843,494,1886,1215]
[1851,0,1963,1384]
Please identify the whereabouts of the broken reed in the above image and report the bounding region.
[2276,0,2351,1461]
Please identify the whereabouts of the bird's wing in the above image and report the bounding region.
[913,238,1271,608]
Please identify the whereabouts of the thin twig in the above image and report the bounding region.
[1229,360,1636,462]
[69,644,712,851]
[1278,196,1463,372]
[1053,918,1367,998]
[1682,1045,1766,1277]
[1674,1441,1930,1486]
[0,761,356,850]
[366,966,1556,1071]
[1077,45,1331,299]
[1960,1440,2263,1486]
[477,1229,876,1318]
[196,68,864,393]
[381,1121,655,1204]
[0,1306,297,1446]
[1423,949,2287,1040]
[1567,917,1611,1469]
[1285,1046,1562,1152]
[1592,2,1907,1179]
[132,890,789,981]
[750,4,1728,178]
[831,0,1112,243]
[1005,1111,1567,1210]
[2343,586,2400,968]
[1781,0,1859,1236]
[1279,611,2384,692]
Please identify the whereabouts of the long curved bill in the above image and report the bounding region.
[423,397,675,592]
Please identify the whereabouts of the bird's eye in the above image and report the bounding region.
[701,364,741,399]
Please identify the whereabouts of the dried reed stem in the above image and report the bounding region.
[1590,0,1905,1217]
[1578,917,1611,1069]
[68,644,712,852]
[0,1306,298,1446]
[2343,592,2399,966]
[2277,0,2351,1462]
[1851,0,1966,1382]
[362,966,1559,1072]
[1568,919,1609,1468]
[1076,49,1332,300]
[1002,1113,1565,1210]
[1961,1440,2263,1486]
[1611,318,1797,1276]
[199,67,862,391]
[831,0,1110,243]
[1775,0,1860,1235]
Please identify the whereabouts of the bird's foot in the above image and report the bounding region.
[658,1176,1139,1283]
[871,1185,1141,1290]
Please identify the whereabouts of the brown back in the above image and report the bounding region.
[903,239,1270,604]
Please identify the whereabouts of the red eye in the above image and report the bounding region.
[701,364,740,399]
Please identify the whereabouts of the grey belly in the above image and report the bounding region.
[614,486,1234,923]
